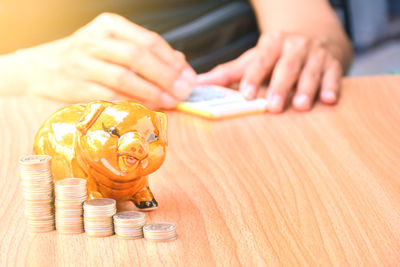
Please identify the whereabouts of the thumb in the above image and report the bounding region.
[196,48,256,86]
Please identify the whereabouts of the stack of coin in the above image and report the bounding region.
[143,222,177,242]
[113,211,146,239]
[55,178,87,234]
[19,155,55,233]
[84,198,116,237]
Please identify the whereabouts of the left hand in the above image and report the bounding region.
[197,32,344,113]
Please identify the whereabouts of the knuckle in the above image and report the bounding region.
[304,48,326,69]
[298,36,310,47]
[144,32,163,48]
[259,31,284,47]
[258,34,271,47]
[270,31,285,43]
[314,47,327,60]
[296,37,310,50]
[173,51,186,70]
[175,50,186,61]
[285,36,309,51]
[283,38,295,51]
[314,37,329,48]
[94,12,117,24]
[88,13,121,35]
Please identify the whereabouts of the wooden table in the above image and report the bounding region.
[1,76,399,266]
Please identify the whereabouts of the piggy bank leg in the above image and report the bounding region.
[87,178,104,199]
[131,187,158,210]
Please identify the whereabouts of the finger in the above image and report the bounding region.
[239,32,283,99]
[72,82,161,110]
[40,79,129,104]
[75,56,179,109]
[292,47,326,111]
[85,38,195,100]
[91,13,182,66]
[197,48,256,86]
[266,36,309,113]
[320,55,342,104]
[78,82,130,102]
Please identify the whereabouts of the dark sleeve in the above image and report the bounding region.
[118,0,259,72]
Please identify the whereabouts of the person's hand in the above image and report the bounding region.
[197,32,344,113]
[19,13,196,109]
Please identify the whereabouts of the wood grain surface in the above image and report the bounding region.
[0,76,399,266]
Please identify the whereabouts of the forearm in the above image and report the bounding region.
[250,0,353,71]
[0,50,29,96]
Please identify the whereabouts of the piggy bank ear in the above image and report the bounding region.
[77,101,112,134]
[155,112,168,144]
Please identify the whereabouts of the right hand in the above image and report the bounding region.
[20,13,196,109]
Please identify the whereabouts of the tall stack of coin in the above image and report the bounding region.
[84,198,116,237]
[113,211,146,239]
[19,155,55,233]
[143,223,177,242]
[55,178,87,234]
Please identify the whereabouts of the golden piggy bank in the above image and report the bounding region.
[34,100,167,210]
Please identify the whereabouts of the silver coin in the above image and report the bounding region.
[84,198,115,207]
[143,222,176,232]
[19,155,52,165]
[145,236,177,242]
[55,178,87,187]
[114,211,145,221]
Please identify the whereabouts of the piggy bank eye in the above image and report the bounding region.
[102,123,120,138]
[147,133,158,142]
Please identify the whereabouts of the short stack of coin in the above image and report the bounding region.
[113,211,146,239]
[143,223,177,242]
[19,155,55,233]
[84,198,116,237]
[55,178,87,234]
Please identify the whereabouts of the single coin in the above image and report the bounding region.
[19,155,51,165]
[56,178,87,187]
[143,222,175,232]
[84,198,116,208]
[117,235,143,240]
[143,222,177,242]
[114,211,145,221]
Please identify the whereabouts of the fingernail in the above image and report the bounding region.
[181,68,196,85]
[173,79,191,99]
[161,93,178,109]
[241,84,256,99]
[268,94,284,113]
[321,90,337,104]
[293,94,310,110]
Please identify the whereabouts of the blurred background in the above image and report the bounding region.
[0,0,399,75]
[332,0,400,75]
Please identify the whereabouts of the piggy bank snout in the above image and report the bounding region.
[118,131,149,161]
